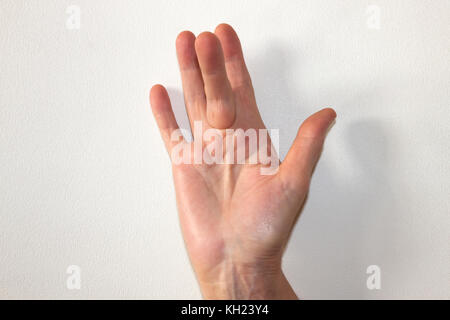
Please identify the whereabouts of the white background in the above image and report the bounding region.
[1,0,449,299]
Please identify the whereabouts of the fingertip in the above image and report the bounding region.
[321,107,337,119]
[214,23,243,59]
[176,30,195,49]
[214,23,235,35]
[176,31,199,70]
[313,107,336,120]
[195,31,221,54]
[150,84,169,110]
[298,108,337,139]
[196,31,217,40]
[321,108,337,132]
[150,84,166,98]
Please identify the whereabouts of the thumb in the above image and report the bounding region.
[280,108,336,194]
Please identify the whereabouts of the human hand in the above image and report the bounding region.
[150,24,336,299]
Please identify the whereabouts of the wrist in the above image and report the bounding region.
[196,260,298,300]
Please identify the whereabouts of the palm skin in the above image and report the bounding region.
[150,24,336,299]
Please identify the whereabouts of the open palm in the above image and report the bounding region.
[150,24,336,299]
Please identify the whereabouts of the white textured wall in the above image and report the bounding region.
[0,0,449,299]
